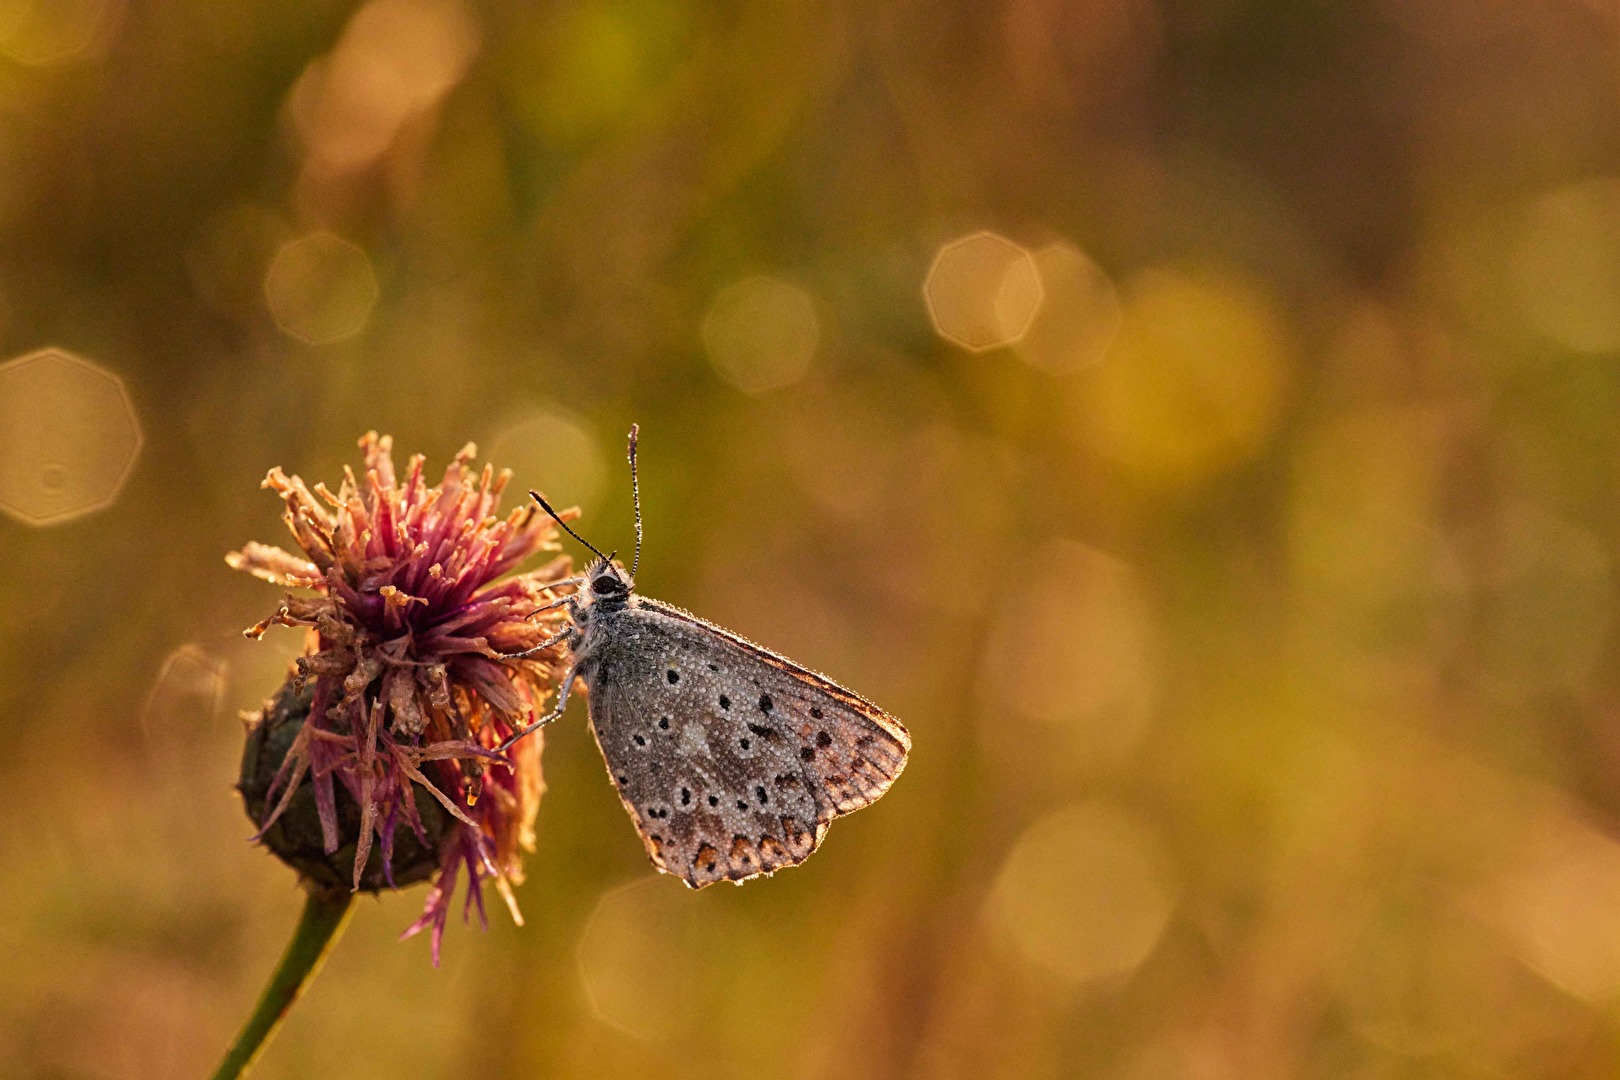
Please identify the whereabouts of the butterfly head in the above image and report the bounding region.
[586,554,633,604]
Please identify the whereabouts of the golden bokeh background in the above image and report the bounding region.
[3,0,1620,1077]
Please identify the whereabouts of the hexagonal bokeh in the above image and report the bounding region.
[924,230,1044,352]
[576,877,715,1041]
[139,644,227,747]
[0,348,142,526]
[263,231,380,345]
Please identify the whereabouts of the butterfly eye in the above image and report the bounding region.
[592,573,625,595]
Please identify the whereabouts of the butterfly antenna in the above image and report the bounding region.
[529,490,609,562]
[627,424,644,578]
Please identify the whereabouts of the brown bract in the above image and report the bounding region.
[228,432,575,962]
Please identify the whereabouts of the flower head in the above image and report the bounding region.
[228,433,575,961]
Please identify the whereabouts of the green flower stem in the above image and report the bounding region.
[210,885,355,1080]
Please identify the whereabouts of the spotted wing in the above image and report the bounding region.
[583,598,910,888]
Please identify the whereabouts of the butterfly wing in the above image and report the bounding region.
[582,598,910,888]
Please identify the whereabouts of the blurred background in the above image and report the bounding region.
[4,0,1620,1077]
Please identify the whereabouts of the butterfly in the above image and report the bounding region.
[500,426,910,888]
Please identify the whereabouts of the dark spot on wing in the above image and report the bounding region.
[810,706,823,719]
[680,787,691,805]
[817,731,832,748]
[747,723,777,738]
[658,717,670,730]
[800,746,814,761]
[739,737,751,750]
[758,693,773,713]
[666,669,679,684]
[633,734,646,747]
[707,663,719,672]
[736,799,748,811]
[708,794,719,807]
[755,785,768,805]
[718,693,730,710]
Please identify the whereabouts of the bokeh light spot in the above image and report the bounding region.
[1073,264,1292,489]
[288,0,481,175]
[1489,810,1620,1003]
[264,231,380,345]
[1012,243,1122,374]
[1515,179,1620,353]
[988,802,1178,986]
[702,275,819,395]
[576,878,713,1040]
[924,231,1043,352]
[980,539,1157,768]
[0,0,118,66]
[0,348,141,526]
[485,409,606,513]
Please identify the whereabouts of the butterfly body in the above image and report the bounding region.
[549,560,909,888]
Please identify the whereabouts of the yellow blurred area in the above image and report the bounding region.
[1073,263,1294,489]
[6,0,1620,1077]
[1287,403,1467,691]
[510,1,686,146]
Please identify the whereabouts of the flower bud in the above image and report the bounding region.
[238,674,452,893]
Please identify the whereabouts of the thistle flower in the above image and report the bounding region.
[228,433,575,962]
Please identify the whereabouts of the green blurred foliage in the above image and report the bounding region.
[4,0,1620,1077]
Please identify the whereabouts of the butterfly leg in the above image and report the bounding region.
[528,577,585,620]
[499,626,573,660]
[525,595,574,622]
[498,662,579,751]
